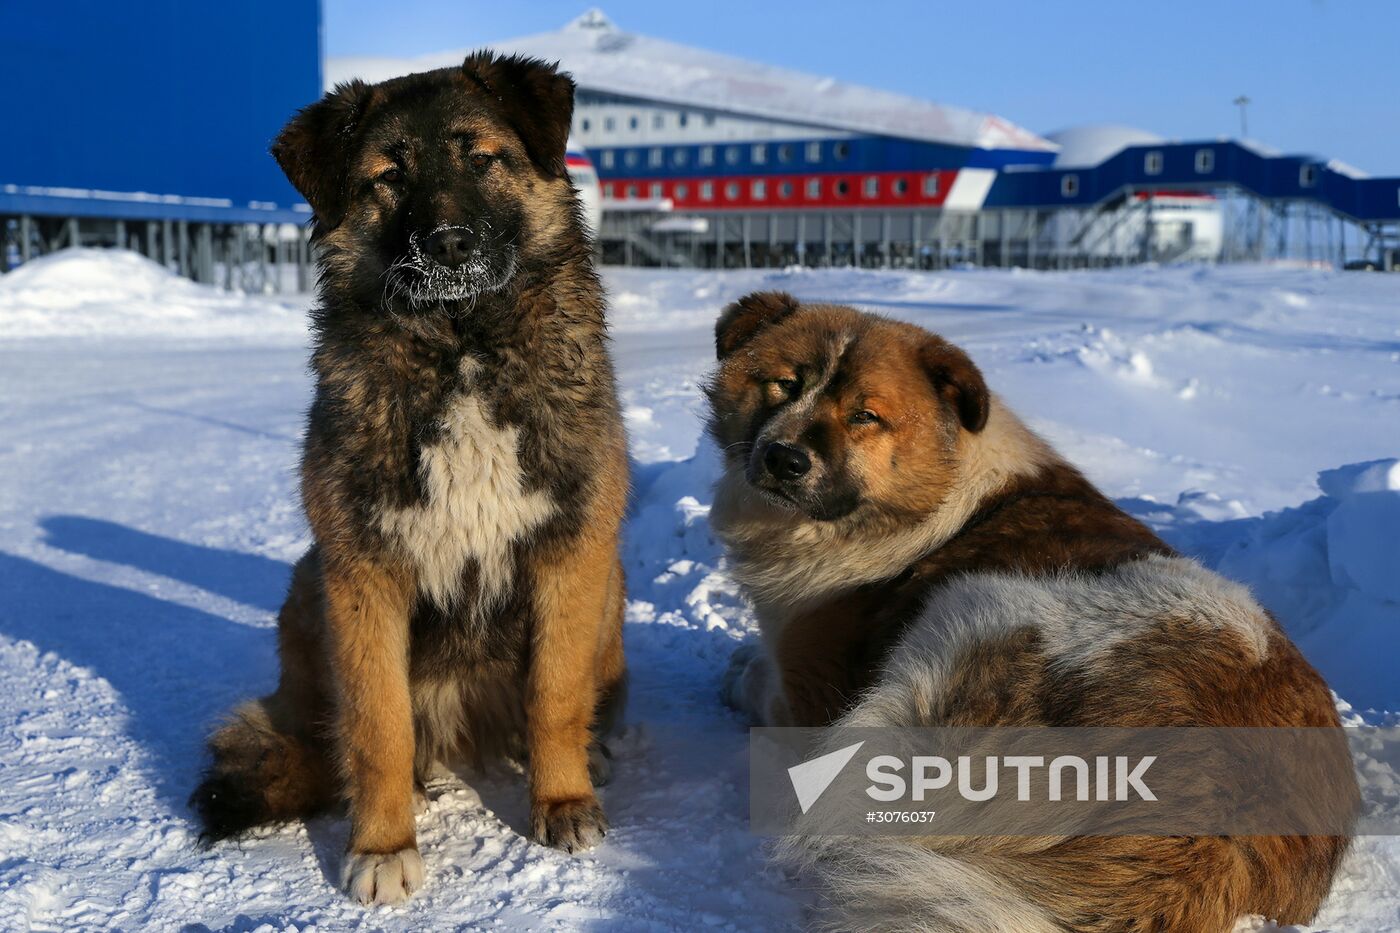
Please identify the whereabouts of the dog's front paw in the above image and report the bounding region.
[531,797,607,854]
[342,847,424,905]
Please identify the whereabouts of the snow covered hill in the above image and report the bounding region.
[1,251,1397,930]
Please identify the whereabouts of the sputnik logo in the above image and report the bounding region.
[787,741,865,814]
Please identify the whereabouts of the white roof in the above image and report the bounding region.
[327,9,1055,153]
[1045,124,1165,168]
[1325,159,1370,180]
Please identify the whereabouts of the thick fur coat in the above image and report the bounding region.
[190,53,628,905]
[708,292,1350,932]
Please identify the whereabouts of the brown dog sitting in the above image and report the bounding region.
[707,292,1349,932]
[190,53,628,905]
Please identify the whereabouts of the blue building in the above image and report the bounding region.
[336,10,1400,270]
[8,7,1397,275]
[1,1,322,284]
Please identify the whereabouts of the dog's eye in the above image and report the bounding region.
[769,377,800,395]
[378,168,403,185]
[469,152,496,172]
[849,410,881,426]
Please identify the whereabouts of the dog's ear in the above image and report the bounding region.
[462,52,575,178]
[271,80,373,229]
[715,291,801,359]
[920,336,989,433]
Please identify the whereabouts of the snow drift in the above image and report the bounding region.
[0,249,308,340]
[1168,458,1400,713]
[1,251,1397,931]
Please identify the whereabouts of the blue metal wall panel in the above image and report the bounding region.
[984,141,1400,221]
[0,1,321,222]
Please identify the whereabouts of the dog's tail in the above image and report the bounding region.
[189,697,337,842]
[779,808,1347,932]
[778,830,1082,933]
[779,835,1059,933]
[191,549,338,842]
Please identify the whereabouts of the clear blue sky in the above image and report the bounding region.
[326,0,1400,174]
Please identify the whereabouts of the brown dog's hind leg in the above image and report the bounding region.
[191,550,337,841]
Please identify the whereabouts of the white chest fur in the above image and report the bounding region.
[376,382,556,611]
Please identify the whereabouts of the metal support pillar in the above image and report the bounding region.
[198,223,214,283]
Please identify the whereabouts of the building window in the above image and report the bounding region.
[752,144,767,164]
[779,181,794,199]
[863,176,879,198]
[649,147,663,168]
[923,174,939,197]
[806,178,821,199]
[699,145,715,166]
[675,183,689,200]
[1144,151,1163,175]
[649,182,663,198]
[700,181,714,201]
[600,150,615,169]
[704,113,716,126]
[1300,165,1318,187]
[604,116,616,132]
[628,115,638,131]
[625,184,638,199]
[1061,174,1079,197]
[724,182,740,200]
[624,150,639,168]
[752,179,767,200]
[835,179,850,197]
[1195,149,1214,173]
[602,182,613,198]
[725,146,741,165]
[805,141,822,163]
[673,148,688,167]
[777,144,794,163]
[892,178,908,197]
[653,113,664,129]
[581,118,591,132]
[833,141,851,161]
[678,112,689,128]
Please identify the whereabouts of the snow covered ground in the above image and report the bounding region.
[1,250,1397,931]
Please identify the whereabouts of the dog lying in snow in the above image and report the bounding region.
[707,292,1350,932]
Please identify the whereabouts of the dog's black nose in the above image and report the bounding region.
[764,442,811,481]
[423,227,477,268]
